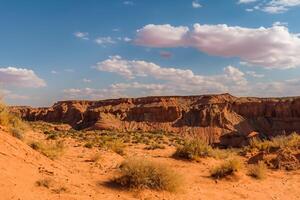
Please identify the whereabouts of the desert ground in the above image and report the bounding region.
[1,121,300,200]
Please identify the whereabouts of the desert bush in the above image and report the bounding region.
[84,142,94,148]
[0,103,28,139]
[210,158,242,179]
[106,140,125,155]
[248,161,267,179]
[247,133,300,153]
[173,138,213,160]
[90,153,102,162]
[29,141,64,159]
[35,178,54,188]
[114,158,182,192]
[145,142,165,150]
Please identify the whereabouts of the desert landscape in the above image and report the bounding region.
[1,94,300,200]
[1,0,300,199]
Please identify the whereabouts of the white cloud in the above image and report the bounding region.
[95,56,247,95]
[136,24,189,48]
[263,0,300,13]
[238,0,257,3]
[74,32,89,40]
[0,89,29,100]
[241,0,300,13]
[123,1,134,5]
[192,0,202,8]
[135,23,300,69]
[51,70,58,74]
[246,71,265,78]
[0,67,46,88]
[82,78,92,83]
[95,37,116,45]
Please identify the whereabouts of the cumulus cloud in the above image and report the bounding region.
[74,32,89,40]
[0,89,29,100]
[192,0,202,8]
[135,23,300,69]
[63,56,300,100]
[95,56,247,95]
[95,37,116,45]
[0,67,46,88]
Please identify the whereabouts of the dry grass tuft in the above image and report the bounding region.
[248,161,267,179]
[0,102,28,140]
[210,158,242,179]
[114,158,182,192]
[36,178,54,188]
[247,133,300,153]
[29,141,65,159]
[106,140,125,155]
[173,138,232,161]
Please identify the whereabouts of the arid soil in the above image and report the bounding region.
[12,94,300,147]
[1,124,300,200]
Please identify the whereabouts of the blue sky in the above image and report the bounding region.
[1,0,300,106]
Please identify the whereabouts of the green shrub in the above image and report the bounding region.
[210,158,242,179]
[114,158,182,192]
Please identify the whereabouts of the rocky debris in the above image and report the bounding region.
[11,93,300,147]
[248,149,300,171]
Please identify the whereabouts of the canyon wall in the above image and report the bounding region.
[12,94,300,147]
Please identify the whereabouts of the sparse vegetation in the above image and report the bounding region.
[36,178,54,188]
[173,138,212,160]
[145,142,165,150]
[248,161,267,179]
[0,102,28,140]
[89,153,102,162]
[173,138,232,161]
[106,139,125,155]
[210,158,242,179]
[246,133,300,153]
[29,141,64,159]
[84,142,94,149]
[114,158,182,192]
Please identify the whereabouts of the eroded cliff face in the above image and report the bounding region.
[12,94,300,147]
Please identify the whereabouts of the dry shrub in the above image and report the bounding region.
[248,133,300,152]
[174,138,212,160]
[114,158,182,192]
[90,153,102,162]
[106,140,125,155]
[36,178,54,188]
[145,142,165,150]
[29,141,64,159]
[248,161,267,179]
[173,138,231,160]
[210,158,242,179]
[0,102,28,140]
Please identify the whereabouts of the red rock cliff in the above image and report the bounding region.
[12,94,300,147]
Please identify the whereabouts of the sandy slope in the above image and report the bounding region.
[1,127,300,200]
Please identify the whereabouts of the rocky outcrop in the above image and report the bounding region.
[12,94,300,147]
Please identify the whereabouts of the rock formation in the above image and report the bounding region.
[12,93,300,147]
